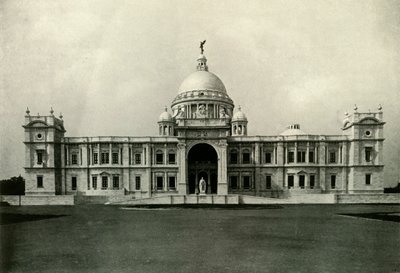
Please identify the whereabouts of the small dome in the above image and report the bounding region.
[178,71,227,94]
[232,106,247,121]
[280,124,306,136]
[159,107,172,122]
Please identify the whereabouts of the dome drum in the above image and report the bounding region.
[172,102,233,120]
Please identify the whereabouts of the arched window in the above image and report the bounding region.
[156,150,164,164]
[168,150,176,164]
[230,149,238,164]
[242,149,251,164]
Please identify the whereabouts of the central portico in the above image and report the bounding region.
[162,47,234,196]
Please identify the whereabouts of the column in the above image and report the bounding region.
[164,144,167,165]
[294,142,298,163]
[164,172,168,191]
[109,143,112,165]
[177,143,187,194]
[98,143,101,165]
[66,145,69,166]
[254,143,260,165]
[217,142,228,195]
[306,142,310,163]
[285,144,288,164]
[123,143,130,192]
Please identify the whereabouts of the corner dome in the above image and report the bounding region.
[178,71,227,94]
[280,124,306,136]
[158,108,172,122]
[232,106,247,121]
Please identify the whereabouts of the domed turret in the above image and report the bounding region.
[158,107,174,136]
[159,107,172,122]
[232,106,247,122]
[231,106,248,136]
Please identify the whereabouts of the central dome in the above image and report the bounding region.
[178,71,227,94]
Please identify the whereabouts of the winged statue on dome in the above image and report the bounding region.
[200,40,206,54]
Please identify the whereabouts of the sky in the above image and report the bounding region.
[1,0,399,186]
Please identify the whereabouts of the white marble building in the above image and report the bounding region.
[23,50,385,200]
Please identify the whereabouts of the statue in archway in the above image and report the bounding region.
[199,177,206,194]
[196,104,207,118]
[219,107,229,118]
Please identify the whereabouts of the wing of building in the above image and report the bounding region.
[23,50,385,203]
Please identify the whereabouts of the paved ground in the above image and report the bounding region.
[1,204,399,273]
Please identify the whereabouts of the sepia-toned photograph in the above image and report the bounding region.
[0,0,399,272]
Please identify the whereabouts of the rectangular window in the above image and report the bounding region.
[365,147,372,162]
[112,152,119,164]
[288,152,294,163]
[37,150,43,164]
[134,153,141,165]
[288,175,294,188]
[309,151,314,163]
[297,151,306,163]
[92,176,97,189]
[156,176,164,190]
[310,175,315,189]
[243,176,250,189]
[102,176,108,189]
[93,153,98,164]
[135,176,141,190]
[113,176,119,189]
[242,152,250,164]
[101,152,109,164]
[168,176,176,189]
[71,153,78,165]
[156,153,163,164]
[365,174,371,185]
[37,176,43,188]
[71,177,77,190]
[299,175,305,188]
[230,176,238,189]
[168,153,176,164]
[266,175,272,189]
[230,152,238,164]
[265,152,272,164]
[329,152,336,163]
[331,175,336,189]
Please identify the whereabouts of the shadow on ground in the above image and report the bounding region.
[0,213,68,225]
[338,212,400,223]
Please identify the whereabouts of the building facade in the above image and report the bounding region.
[23,51,385,199]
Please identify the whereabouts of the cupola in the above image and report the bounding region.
[158,107,174,136]
[231,106,248,136]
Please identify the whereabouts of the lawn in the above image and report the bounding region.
[1,204,399,273]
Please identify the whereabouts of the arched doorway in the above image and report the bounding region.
[187,143,218,194]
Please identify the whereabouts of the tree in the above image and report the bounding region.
[0,175,25,195]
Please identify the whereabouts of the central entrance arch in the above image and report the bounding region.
[187,143,218,194]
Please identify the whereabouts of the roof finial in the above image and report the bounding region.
[353,104,358,112]
[59,112,63,119]
[164,106,168,112]
[200,40,206,54]
[238,105,242,111]
[50,107,54,115]
[26,107,30,115]
[378,104,382,111]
